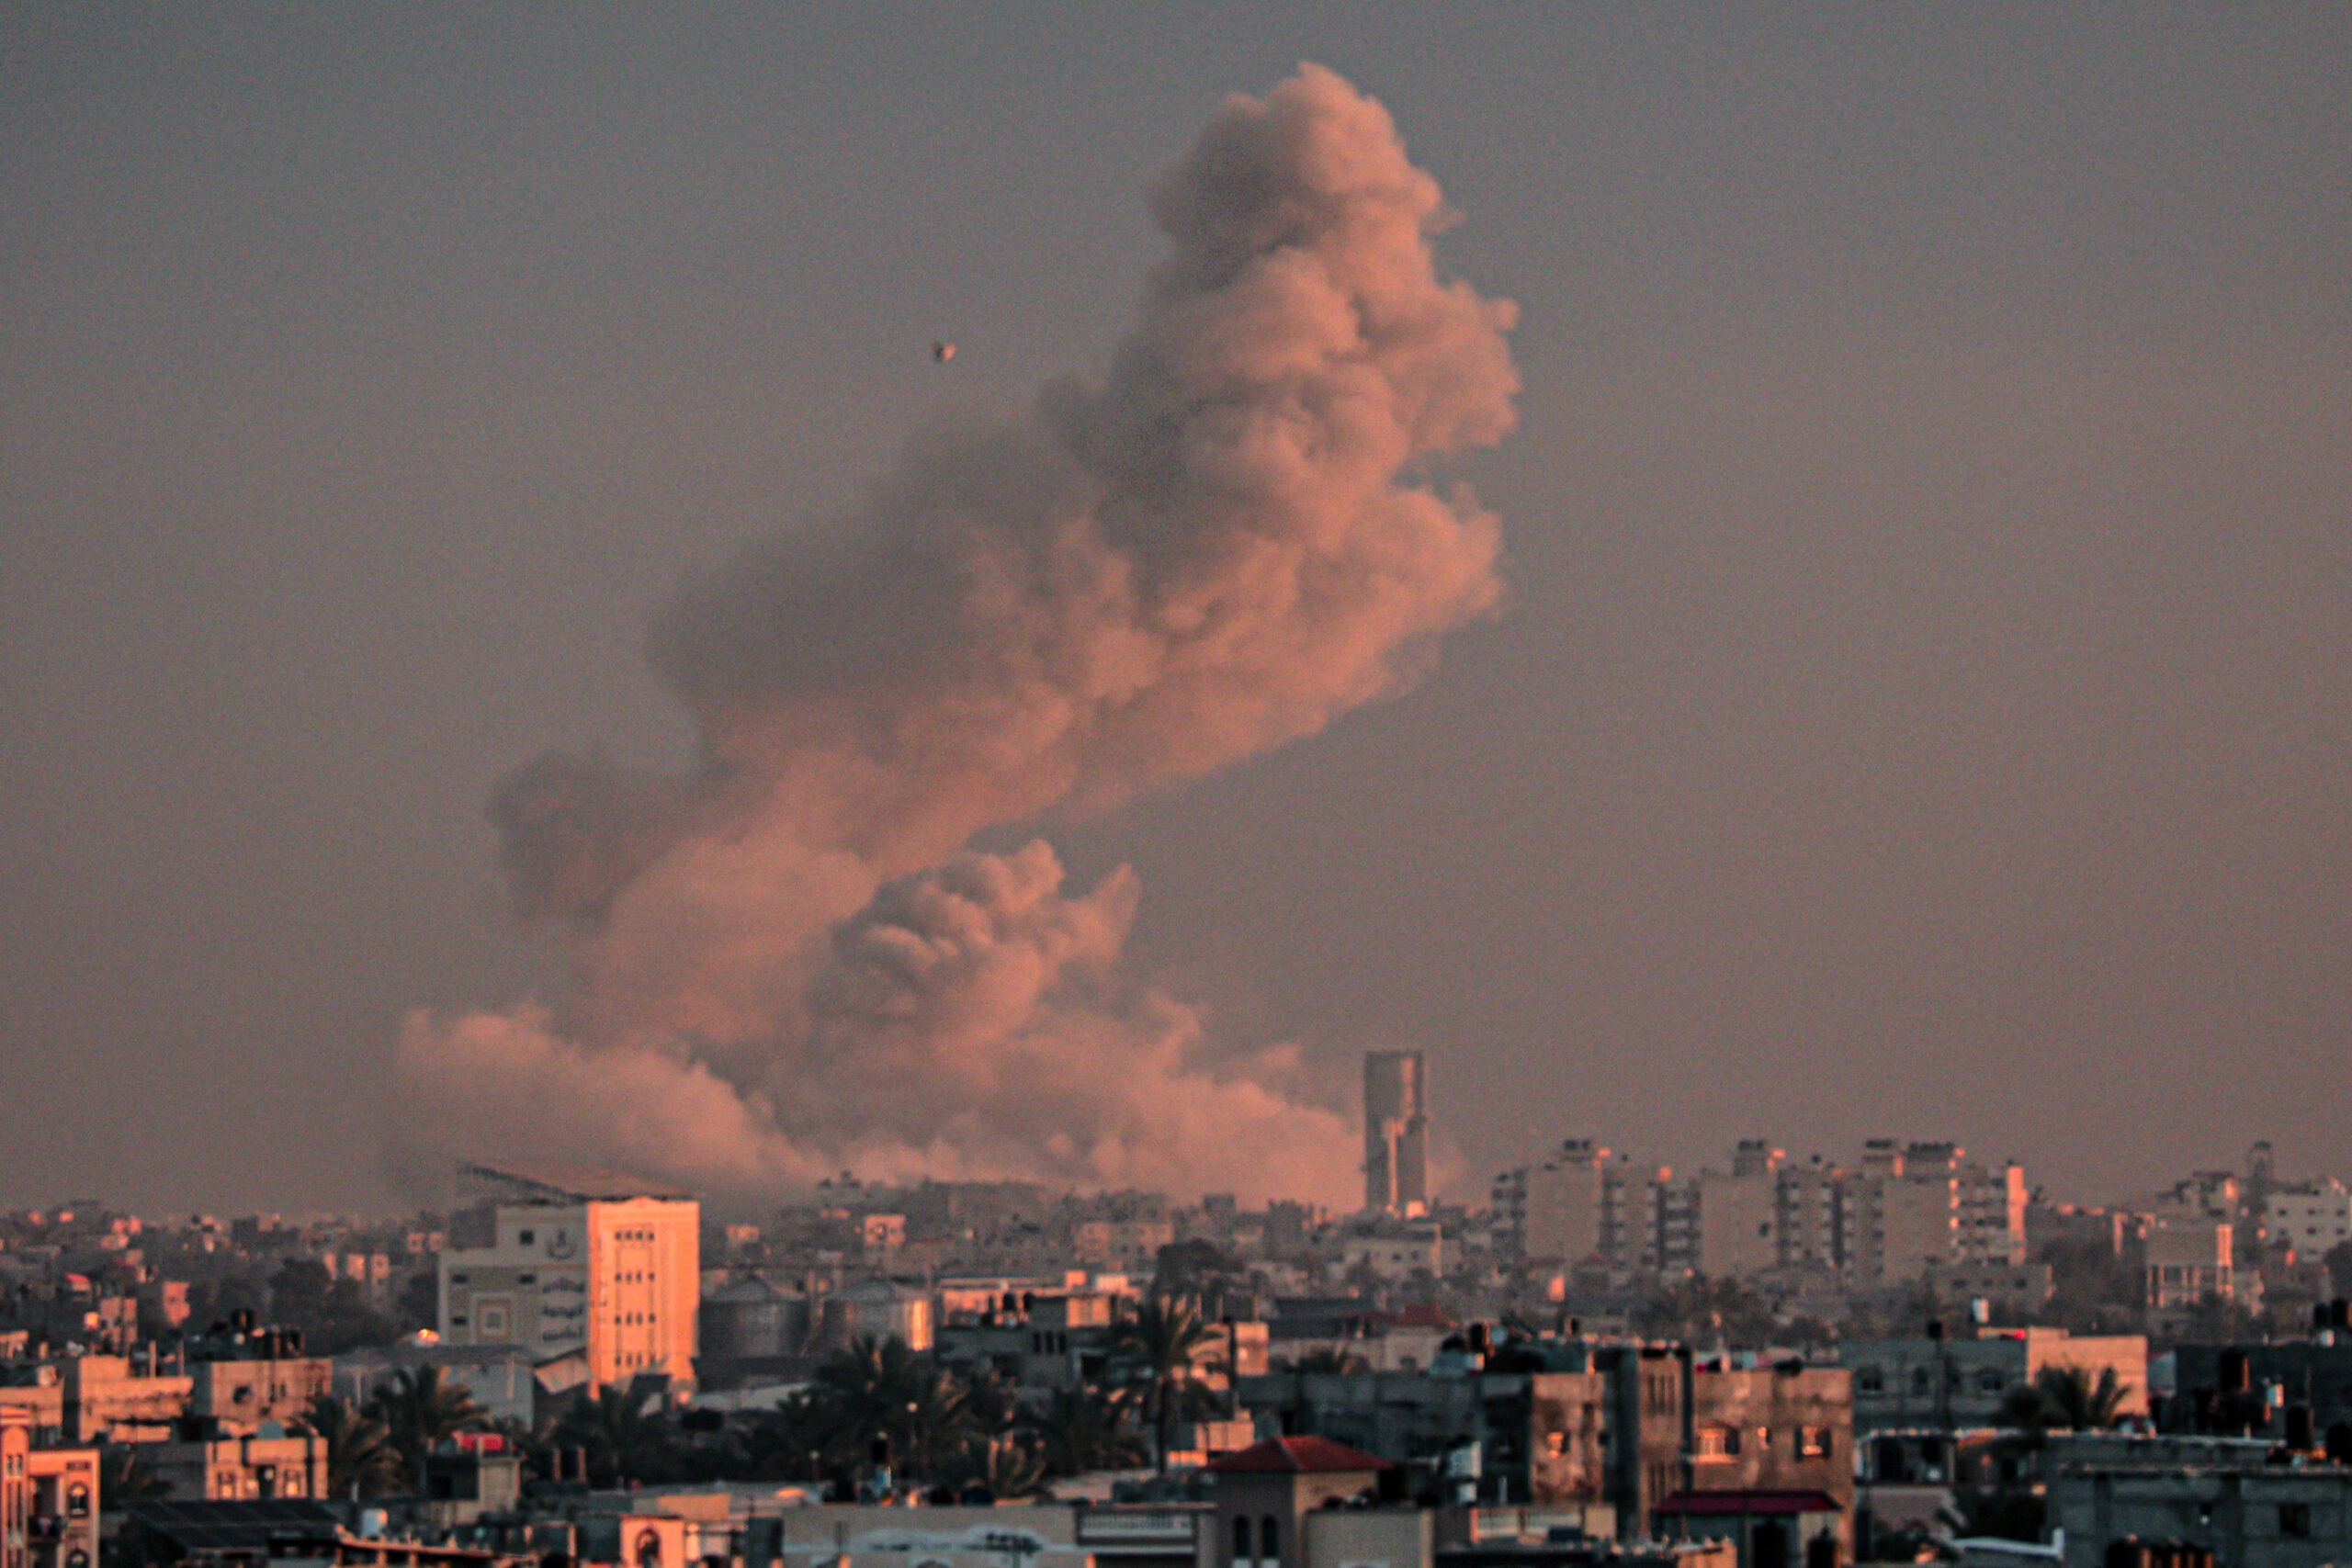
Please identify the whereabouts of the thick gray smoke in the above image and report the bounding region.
[398,65,1518,1205]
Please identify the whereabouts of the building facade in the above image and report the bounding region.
[438,1163,700,1388]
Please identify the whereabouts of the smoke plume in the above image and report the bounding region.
[397,65,1518,1205]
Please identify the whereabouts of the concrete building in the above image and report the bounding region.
[23,1444,98,1568]
[1697,1145,1783,1280]
[1772,1164,1842,1275]
[437,1162,700,1389]
[1840,1145,1959,1287]
[1238,1345,1851,1545]
[1956,1160,2030,1268]
[2265,1181,2352,1261]
[144,1430,327,1501]
[1365,1053,1431,1217]
[2145,1220,2234,1309]
[3,1406,100,1568]
[1838,1329,2148,1435]
[1496,1144,1633,1270]
[2049,1461,2352,1568]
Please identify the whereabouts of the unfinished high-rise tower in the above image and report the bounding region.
[1363,1050,1430,1215]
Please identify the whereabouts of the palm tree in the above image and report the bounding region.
[959,1435,1047,1500]
[300,1393,400,1498]
[551,1384,680,1488]
[1113,1296,1217,1472]
[806,1337,973,1483]
[1023,1384,1144,1478]
[366,1364,487,1490]
[2000,1365,2126,1434]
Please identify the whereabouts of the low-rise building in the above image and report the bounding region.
[2049,1461,2352,1568]
[2146,1221,2234,1309]
[1838,1330,2148,1435]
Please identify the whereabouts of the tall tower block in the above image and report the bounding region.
[1363,1050,1430,1214]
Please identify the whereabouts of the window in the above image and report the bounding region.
[65,1483,89,1518]
[1911,1367,1932,1394]
[1696,1425,1741,1460]
[1233,1517,1252,1564]
[1977,1369,2006,1393]
[1856,1366,1884,1394]
[1260,1516,1280,1563]
[519,1229,535,1247]
[1544,1430,1567,1457]
[2280,1503,2312,1539]
[1798,1426,1832,1460]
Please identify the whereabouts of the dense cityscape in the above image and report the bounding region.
[5,1054,2349,1568]
[9,13,2346,1568]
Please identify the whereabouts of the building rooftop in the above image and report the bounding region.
[461,1161,695,1203]
[1207,1435,1395,1474]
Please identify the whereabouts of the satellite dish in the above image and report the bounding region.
[932,341,956,363]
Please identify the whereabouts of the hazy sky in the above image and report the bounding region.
[5,6,2347,1215]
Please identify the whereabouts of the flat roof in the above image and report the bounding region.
[462,1160,695,1203]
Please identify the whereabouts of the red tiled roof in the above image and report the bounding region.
[1655,1491,1844,1517]
[1207,1436,1396,1474]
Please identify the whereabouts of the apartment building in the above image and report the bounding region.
[437,1163,699,1388]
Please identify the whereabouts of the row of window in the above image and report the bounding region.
[1693,1423,1834,1460]
[1854,1365,2009,1395]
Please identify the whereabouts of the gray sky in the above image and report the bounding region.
[4,5,2346,1214]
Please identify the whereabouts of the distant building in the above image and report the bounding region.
[2146,1219,2235,1309]
[1364,1053,1430,1217]
[436,1162,699,1389]
[1696,1144,1782,1280]
[2265,1180,2352,1261]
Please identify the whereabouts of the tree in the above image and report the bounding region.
[2000,1365,2126,1433]
[1023,1384,1145,1477]
[551,1384,682,1488]
[394,1271,441,1336]
[266,1259,396,1356]
[367,1364,486,1489]
[1285,1348,1370,1374]
[300,1393,400,1498]
[805,1337,973,1483]
[1632,1277,1778,1348]
[952,1435,1047,1500]
[1112,1296,1217,1472]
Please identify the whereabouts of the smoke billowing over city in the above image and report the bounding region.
[395,66,1517,1204]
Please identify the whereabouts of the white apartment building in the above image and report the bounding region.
[2265,1179,2352,1261]
[437,1162,699,1389]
